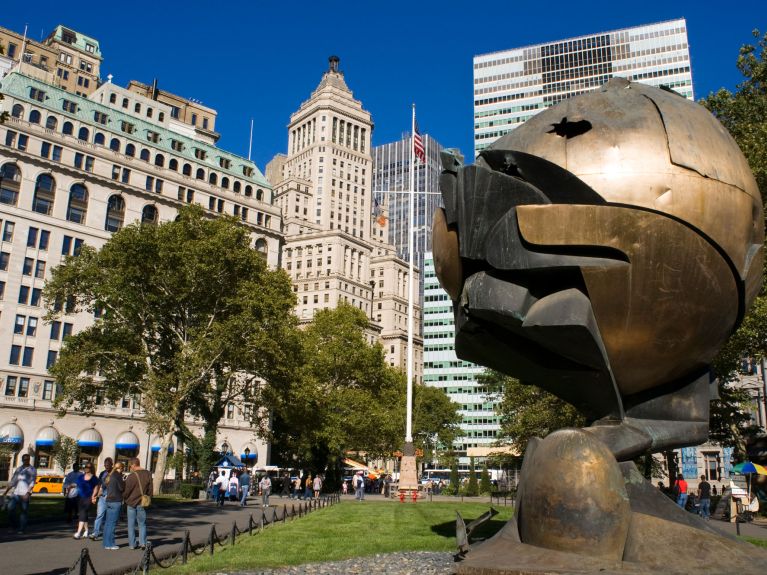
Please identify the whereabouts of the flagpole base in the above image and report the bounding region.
[398,441,420,494]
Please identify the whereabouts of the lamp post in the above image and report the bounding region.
[221,441,229,456]
[244,446,250,469]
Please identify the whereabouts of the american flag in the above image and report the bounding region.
[413,121,426,164]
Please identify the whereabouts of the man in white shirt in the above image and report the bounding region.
[2,454,37,534]
[259,475,272,507]
[214,471,229,507]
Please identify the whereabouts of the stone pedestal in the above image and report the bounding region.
[398,442,420,493]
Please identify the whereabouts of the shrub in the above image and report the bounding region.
[180,483,201,499]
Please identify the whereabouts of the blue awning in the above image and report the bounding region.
[35,426,60,447]
[150,437,175,453]
[115,430,140,450]
[0,422,23,445]
[77,428,103,448]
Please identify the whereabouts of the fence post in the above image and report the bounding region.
[231,521,237,546]
[182,530,190,564]
[78,549,89,575]
[248,513,254,535]
[141,542,152,575]
[209,525,215,556]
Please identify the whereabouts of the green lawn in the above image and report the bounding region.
[163,501,512,574]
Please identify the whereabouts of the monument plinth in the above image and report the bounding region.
[398,441,420,495]
[433,78,766,573]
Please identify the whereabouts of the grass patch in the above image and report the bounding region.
[164,501,512,574]
[743,536,767,549]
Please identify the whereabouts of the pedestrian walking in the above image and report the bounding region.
[103,462,125,550]
[674,473,688,509]
[313,474,322,499]
[63,463,82,524]
[304,474,313,500]
[239,469,251,506]
[292,476,301,499]
[260,474,272,507]
[354,471,365,501]
[698,475,712,520]
[124,458,152,550]
[228,472,240,502]
[73,462,100,539]
[91,457,113,540]
[214,471,228,507]
[2,454,36,534]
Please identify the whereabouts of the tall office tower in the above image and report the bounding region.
[372,133,444,300]
[0,24,102,96]
[268,57,423,378]
[0,48,281,478]
[473,18,693,155]
[422,253,500,466]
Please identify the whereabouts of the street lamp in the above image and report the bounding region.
[244,446,250,467]
[221,441,229,455]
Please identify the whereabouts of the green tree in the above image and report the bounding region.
[465,456,479,496]
[448,457,460,496]
[413,384,461,464]
[43,205,297,492]
[266,304,405,485]
[52,435,79,473]
[481,370,585,455]
[480,461,492,495]
[703,30,767,456]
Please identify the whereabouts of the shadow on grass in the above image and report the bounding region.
[430,517,509,542]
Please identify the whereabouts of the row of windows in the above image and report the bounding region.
[9,104,270,201]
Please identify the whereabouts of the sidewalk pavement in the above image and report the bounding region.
[0,496,296,575]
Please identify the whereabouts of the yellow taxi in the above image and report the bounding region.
[32,474,65,494]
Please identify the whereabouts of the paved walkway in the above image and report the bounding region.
[0,494,765,575]
[0,496,302,575]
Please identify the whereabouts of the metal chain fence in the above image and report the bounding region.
[65,493,341,575]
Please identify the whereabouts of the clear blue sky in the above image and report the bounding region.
[2,1,762,171]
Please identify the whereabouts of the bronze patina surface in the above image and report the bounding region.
[435,78,766,573]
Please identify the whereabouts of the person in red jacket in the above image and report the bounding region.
[674,473,688,509]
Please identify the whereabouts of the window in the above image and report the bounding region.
[30,288,42,306]
[105,195,125,232]
[141,205,159,225]
[46,352,57,370]
[14,315,25,334]
[62,121,74,135]
[219,158,231,169]
[147,131,160,143]
[22,347,34,367]
[140,149,150,161]
[85,43,95,54]
[50,321,61,340]
[61,236,84,256]
[191,113,197,125]
[122,98,129,109]
[32,174,56,215]
[79,60,93,73]
[195,168,205,180]
[74,153,94,172]
[154,154,165,168]
[67,183,88,224]
[34,260,46,279]
[94,132,105,145]
[77,76,90,88]
[125,143,136,157]
[194,148,207,160]
[9,345,21,365]
[182,164,192,176]
[29,87,46,102]
[27,317,38,336]
[45,116,58,130]
[23,257,33,276]
[0,163,21,206]
[77,127,89,141]
[11,104,24,118]
[62,323,73,339]
[169,159,178,171]
[93,111,108,124]
[171,139,183,152]
[109,138,120,152]
[17,134,28,151]
[62,99,77,113]
[170,106,180,119]
[28,228,50,250]
[42,380,54,400]
[7,43,17,58]
[208,173,217,186]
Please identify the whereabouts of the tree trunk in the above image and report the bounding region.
[152,431,174,495]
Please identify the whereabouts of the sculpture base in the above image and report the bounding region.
[458,431,767,575]
[398,442,420,492]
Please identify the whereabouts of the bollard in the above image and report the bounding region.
[79,548,89,575]
[182,530,190,564]
[399,491,405,503]
[231,521,237,546]
[412,490,418,503]
[248,514,254,535]
[141,542,152,575]
[209,525,215,556]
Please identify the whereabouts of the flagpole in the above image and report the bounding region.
[406,103,415,445]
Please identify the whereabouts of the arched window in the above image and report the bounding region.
[109,93,116,104]
[122,98,129,109]
[169,159,178,171]
[134,103,141,113]
[154,154,165,168]
[158,112,165,122]
[109,138,120,152]
[0,163,22,206]
[105,195,125,232]
[66,183,88,224]
[195,168,205,180]
[11,104,24,118]
[182,164,192,176]
[141,204,159,225]
[140,149,150,162]
[255,238,268,258]
[233,181,241,193]
[256,188,264,201]
[29,110,41,124]
[221,177,230,189]
[125,143,136,157]
[32,174,56,215]
[208,173,218,186]
[62,121,74,135]
[245,185,253,197]
[78,127,90,141]
[94,132,105,145]
[45,116,58,130]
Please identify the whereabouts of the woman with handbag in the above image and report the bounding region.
[124,458,153,550]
